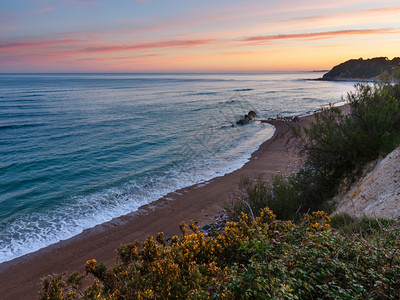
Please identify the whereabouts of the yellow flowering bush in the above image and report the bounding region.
[40,208,400,299]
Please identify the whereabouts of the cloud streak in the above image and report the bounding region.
[0,25,20,32]
[0,39,89,50]
[272,5,400,25]
[83,39,215,53]
[242,28,398,42]
[356,5,400,15]
[35,7,55,14]
[65,0,99,7]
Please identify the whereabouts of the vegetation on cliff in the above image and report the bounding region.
[322,57,400,80]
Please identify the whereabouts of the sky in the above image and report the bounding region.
[0,0,399,72]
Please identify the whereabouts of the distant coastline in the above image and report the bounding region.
[320,57,400,81]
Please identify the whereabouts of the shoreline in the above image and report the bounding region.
[0,123,276,266]
[0,114,315,299]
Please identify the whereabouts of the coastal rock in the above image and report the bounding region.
[322,57,400,81]
[236,110,258,125]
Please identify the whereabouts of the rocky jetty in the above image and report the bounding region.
[236,110,258,125]
[276,115,299,122]
[261,114,300,123]
[322,57,400,81]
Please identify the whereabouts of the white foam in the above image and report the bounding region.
[0,123,275,263]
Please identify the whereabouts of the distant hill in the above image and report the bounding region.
[322,57,400,81]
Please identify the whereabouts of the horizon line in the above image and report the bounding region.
[0,70,330,74]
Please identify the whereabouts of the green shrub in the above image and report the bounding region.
[224,175,272,221]
[225,175,300,221]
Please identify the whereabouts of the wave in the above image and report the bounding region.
[233,88,254,92]
[0,124,275,263]
[0,123,45,130]
[186,92,219,96]
[19,94,44,98]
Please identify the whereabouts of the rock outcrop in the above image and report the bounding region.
[322,57,400,81]
[236,110,258,125]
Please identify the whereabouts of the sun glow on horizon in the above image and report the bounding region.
[0,0,399,73]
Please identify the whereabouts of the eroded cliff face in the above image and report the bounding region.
[322,57,400,81]
[333,146,400,219]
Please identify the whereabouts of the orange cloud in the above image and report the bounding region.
[356,5,400,15]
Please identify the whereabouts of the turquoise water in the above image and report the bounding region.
[0,72,354,262]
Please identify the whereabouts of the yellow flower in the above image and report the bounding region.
[85,259,97,272]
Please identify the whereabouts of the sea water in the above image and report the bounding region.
[0,72,354,263]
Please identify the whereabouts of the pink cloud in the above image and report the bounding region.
[0,25,20,32]
[83,39,215,53]
[272,5,400,25]
[65,0,99,8]
[35,6,55,14]
[0,39,87,50]
[77,53,162,62]
[242,28,399,42]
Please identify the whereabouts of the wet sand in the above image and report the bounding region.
[0,114,315,300]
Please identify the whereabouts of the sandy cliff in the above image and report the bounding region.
[333,146,400,219]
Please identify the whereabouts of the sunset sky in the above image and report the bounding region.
[1,0,399,72]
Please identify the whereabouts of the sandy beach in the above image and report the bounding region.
[0,114,315,300]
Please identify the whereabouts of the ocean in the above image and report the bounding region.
[0,72,354,263]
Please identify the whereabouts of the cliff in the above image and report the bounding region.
[333,145,400,219]
[322,57,400,81]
